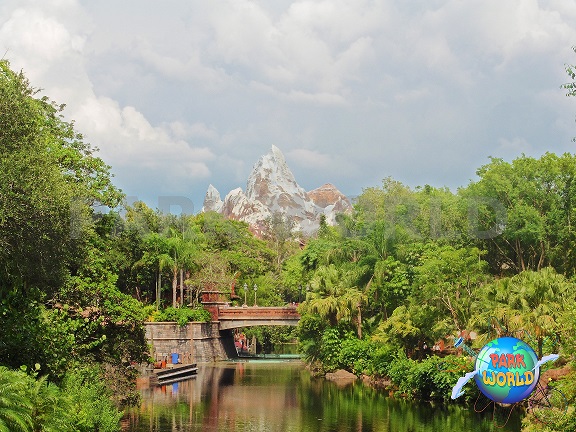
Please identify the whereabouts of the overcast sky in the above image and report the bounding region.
[2,0,576,212]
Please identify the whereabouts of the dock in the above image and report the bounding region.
[150,364,198,386]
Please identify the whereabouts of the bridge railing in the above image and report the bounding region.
[217,305,300,319]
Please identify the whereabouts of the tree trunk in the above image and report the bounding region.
[443,295,461,331]
[179,268,184,307]
[537,240,546,271]
[516,239,526,271]
[156,270,162,310]
[172,268,178,308]
[356,303,362,339]
[537,337,543,359]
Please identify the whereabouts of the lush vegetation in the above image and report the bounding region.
[4,54,576,432]
[0,60,152,431]
[0,365,122,432]
[292,165,576,431]
[0,60,295,431]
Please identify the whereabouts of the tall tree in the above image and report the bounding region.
[0,61,121,295]
[413,244,489,332]
[304,264,366,337]
[166,224,203,307]
[462,153,576,274]
[0,61,126,377]
[263,212,296,274]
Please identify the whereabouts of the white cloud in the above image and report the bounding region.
[415,0,573,73]
[496,137,532,156]
[2,0,576,207]
[394,88,432,104]
[0,5,89,89]
[282,0,389,43]
[1,8,83,59]
[250,81,347,105]
[188,0,383,98]
[0,0,218,202]
[168,121,219,141]
[74,96,214,178]
[287,148,332,169]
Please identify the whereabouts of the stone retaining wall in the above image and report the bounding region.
[144,322,236,364]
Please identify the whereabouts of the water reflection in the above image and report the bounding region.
[122,361,521,432]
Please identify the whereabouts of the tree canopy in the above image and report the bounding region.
[3,58,576,431]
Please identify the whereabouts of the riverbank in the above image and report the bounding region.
[311,357,576,431]
[124,359,517,431]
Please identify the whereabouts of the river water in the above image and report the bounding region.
[122,360,522,432]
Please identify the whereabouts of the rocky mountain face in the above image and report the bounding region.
[201,146,352,235]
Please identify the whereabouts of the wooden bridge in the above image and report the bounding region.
[201,290,300,330]
[215,305,300,330]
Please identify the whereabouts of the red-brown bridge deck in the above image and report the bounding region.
[215,306,300,330]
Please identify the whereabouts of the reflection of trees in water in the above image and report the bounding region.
[123,363,520,432]
[298,373,521,432]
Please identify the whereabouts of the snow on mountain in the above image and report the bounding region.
[201,184,223,213]
[202,146,352,235]
[220,187,270,226]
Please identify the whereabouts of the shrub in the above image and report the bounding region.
[152,306,211,326]
[339,337,375,375]
[0,364,121,432]
[366,343,396,377]
[408,356,455,401]
[297,314,326,361]
[384,353,476,402]
[386,351,415,396]
[0,367,33,432]
[62,365,122,432]
[320,328,342,371]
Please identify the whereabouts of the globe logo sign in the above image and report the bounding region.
[474,337,538,403]
[450,333,565,426]
[450,335,558,402]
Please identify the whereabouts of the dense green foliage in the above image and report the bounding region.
[150,306,211,326]
[0,365,121,432]
[0,61,150,430]
[0,61,292,430]
[294,156,576,431]
[4,57,576,432]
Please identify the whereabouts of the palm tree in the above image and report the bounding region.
[134,233,172,310]
[505,267,572,357]
[306,264,366,337]
[166,226,202,307]
[156,253,173,310]
[307,265,343,326]
[476,267,573,357]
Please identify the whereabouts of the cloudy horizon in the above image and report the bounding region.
[2,0,576,213]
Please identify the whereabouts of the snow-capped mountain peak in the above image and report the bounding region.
[202,146,351,235]
[201,184,223,213]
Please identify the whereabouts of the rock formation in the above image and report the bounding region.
[201,146,351,235]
